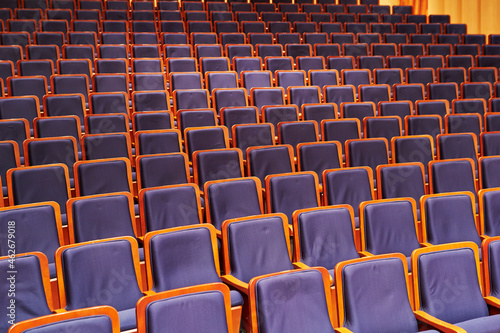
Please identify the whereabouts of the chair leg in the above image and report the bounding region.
[140,261,148,291]
[240,295,252,333]
[331,286,339,328]
[231,305,243,333]
[50,279,60,310]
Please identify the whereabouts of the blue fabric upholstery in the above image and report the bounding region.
[431,159,477,201]
[298,142,341,182]
[83,133,130,160]
[265,56,293,73]
[179,109,217,134]
[248,145,293,185]
[485,113,500,131]
[268,173,318,224]
[340,257,419,333]
[359,84,390,106]
[200,58,230,77]
[406,116,442,144]
[212,87,248,114]
[86,114,128,134]
[379,164,426,205]
[132,59,163,73]
[70,194,136,243]
[35,117,82,150]
[416,101,448,119]
[0,141,19,183]
[136,131,181,155]
[227,215,294,284]
[0,120,28,158]
[373,69,402,87]
[393,136,433,176]
[0,204,61,278]
[133,112,173,131]
[206,178,262,231]
[60,239,143,330]
[221,107,258,137]
[302,103,336,126]
[254,270,335,333]
[390,59,415,83]
[487,240,500,298]
[447,114,482,139]
[142,185,200,232]
[166,58,197,74]
[93,74,128,95]
[279,121,317,149]
[138,154,188,189]
[195,149,242,187]
[90,93,129,116]
[27,138,76,177]
[347,139,388,179]
[23,315,114,333]
[321,119,360,154]
[185,127,227,157]
[52,75,89,103]
[117,308,136,331]
[145,289,230,333]
[454,315,500,333]
[428,83,458,106]
[480,157,500,189]
[10,165,69,214]
[417,247,488,325]
[288,86,321,110]
[263,105,299,131]
[233,124,274,154]
[324,168,373,227]
[242,70,274,91]
[170,72,203,92]
[482,190,500,237]
[147,226,244,307]
[296,208,359,277]
[407,68,434,88]
[133,91,170,112]
[362,200,420,270]
[0,254,52,332]
[206,72,238,91]
[481,132,500,157]
[77,159,130,196]
[0,97,39,129]
[424,194,481,248]
[148,226,220,292]
[250,88,285,112]
[438,134,478,167]
[133,73,166,91]
[229,290,244,307]
[342,103,375,124]
[364,117,400,143]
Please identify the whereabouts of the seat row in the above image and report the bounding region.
[0,0,390,13]
[3,101,500,194]
[2,27,496,50]
[1,148,499,233]
[0,19,487,37]
[0,2,435,19]
[5,197,500,332]
[0,9,464,24]
[4,50,500,81]
[0,22,487,47]
[0,73,498,115]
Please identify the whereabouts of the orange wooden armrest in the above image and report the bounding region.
[220,275,248,294]
[413,310,466,333]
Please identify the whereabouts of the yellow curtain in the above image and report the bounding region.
[399,0,428,15]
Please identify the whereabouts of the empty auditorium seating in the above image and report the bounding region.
[2,1,500,331]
